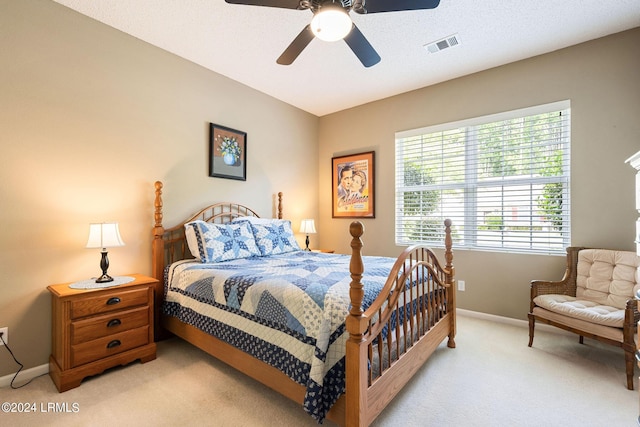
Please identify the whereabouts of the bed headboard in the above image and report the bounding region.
[151,181,283,281]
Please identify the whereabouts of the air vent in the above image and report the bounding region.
[424,34,461,54]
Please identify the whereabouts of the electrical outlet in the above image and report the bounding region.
[0,327,7,346]
[458,280,465,291]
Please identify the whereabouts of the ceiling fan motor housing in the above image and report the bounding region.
[311,2,353,42]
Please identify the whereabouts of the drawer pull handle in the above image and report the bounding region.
[107,340,121,349]
[107,319,121,328]
[636,350,640,363]
[106,297,121,305]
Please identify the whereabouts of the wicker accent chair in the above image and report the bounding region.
[528,247,640,390]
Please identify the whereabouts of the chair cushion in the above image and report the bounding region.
[576,249,639,309]
[533,294,624,328]
[531,307,624,342]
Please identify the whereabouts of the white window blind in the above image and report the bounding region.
[395,100,571,255]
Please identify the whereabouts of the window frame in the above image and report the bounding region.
[395,100,571,255]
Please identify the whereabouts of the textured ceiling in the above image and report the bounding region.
[53,0,640,116]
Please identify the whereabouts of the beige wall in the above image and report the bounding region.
[0,0,318,377]
[318,28,640,320]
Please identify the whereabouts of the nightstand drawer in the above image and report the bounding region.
[70,287,149,319]
[71,326,150,367]
[71,306,149,344]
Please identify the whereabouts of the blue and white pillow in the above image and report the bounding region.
[185,220,260,263]
[245,219,301,256]
[231,216,278,225]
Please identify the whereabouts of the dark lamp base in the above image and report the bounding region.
[95,250,113,283]
[95,274,114,283]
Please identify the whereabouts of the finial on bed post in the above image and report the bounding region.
[277,192,283,219]
[347,221,365,339]
[444,218,453,271]
[154,181,163,229]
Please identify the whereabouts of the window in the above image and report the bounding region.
[395,100,571,255]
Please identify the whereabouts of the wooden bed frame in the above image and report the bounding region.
[151,181,456,427]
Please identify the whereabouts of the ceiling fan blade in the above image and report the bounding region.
[353,0,440,14]
[277,25,315,65]
[224,0,306,10]
[343,24,380,68]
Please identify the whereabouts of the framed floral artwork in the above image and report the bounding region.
[209,123,247,181]
[332,151,375,218]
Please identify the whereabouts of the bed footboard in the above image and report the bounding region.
[345,219,455,427]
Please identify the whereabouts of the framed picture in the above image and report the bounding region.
[209,123,247,181]
[332,151,375,218]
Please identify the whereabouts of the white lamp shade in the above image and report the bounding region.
[310,6,352,42]
[86,223,125,249]
[299,219,317,234]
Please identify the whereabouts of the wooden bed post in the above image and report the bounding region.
[152,181,166,341]
[277,192,283,219]
[152,181,165,281]
[444,219,453,274]
[347,221,365,322]
[345,221,367,427]
[444,218,456,348]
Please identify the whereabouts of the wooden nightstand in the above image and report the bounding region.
[47,274,158,392]
[312,249,335,253]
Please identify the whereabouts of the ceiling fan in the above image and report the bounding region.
[224,0,441,67]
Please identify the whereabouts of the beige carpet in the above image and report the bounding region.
[0,312,636,426]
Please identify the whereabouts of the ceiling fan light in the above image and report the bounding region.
[311,7,352,42]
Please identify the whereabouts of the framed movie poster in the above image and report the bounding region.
[209,123,247,181]
[332,151,375,218]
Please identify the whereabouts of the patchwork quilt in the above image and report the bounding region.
[163,250,397,422]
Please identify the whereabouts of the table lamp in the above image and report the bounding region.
[299,219,316,251]
[86,222,125,283]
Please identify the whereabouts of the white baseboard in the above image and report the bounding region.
[0,363,49,389]
[457,308,526,326]
[457,308,574,337]
[456,308,575,336]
